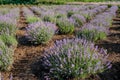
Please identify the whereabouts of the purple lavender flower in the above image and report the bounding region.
[26,21,56,44]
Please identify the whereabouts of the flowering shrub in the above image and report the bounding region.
[26,21,55,44]
[0,16,17,36]
[56,18,75,34]
[32,39,111,80]
[71,14,86,27]
[0,39,14,71]
[80,11,93,22]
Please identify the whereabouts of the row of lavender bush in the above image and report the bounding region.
[24,5,109,44]
[76,6,118,42]
[27,5,118,80]
[0,7,19,71]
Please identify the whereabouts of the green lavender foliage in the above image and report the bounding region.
[0,39,14,71]
[26,16,41,23]
[0,16,17,36]
[75,29,106,42]
[56,18,75,34]
[0,34,18,48]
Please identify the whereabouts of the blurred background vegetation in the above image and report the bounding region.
[0,0,119,4]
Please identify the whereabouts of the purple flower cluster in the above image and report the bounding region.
[36,38,111,79]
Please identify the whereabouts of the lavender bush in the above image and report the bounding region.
[0,34,18,48]
[75,29,106,42]
[32,39,111,80]
[43,15,56,23]
[0,16,17,36]
[56,18,75,34]
[0,39,14,71]
[70,14,86,27]
[80,11,93,22]
[26,21,56,44]
[75,24,107,42]
[26,16,41,23]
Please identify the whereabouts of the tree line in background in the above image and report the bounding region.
[0,0,36,4]
[0,0,119,4]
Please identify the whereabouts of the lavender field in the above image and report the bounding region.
[0,4,120,80]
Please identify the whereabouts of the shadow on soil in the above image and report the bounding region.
[98,62,120,80]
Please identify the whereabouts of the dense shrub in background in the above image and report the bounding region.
[31,39,111,80]
[26,21,56,44]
